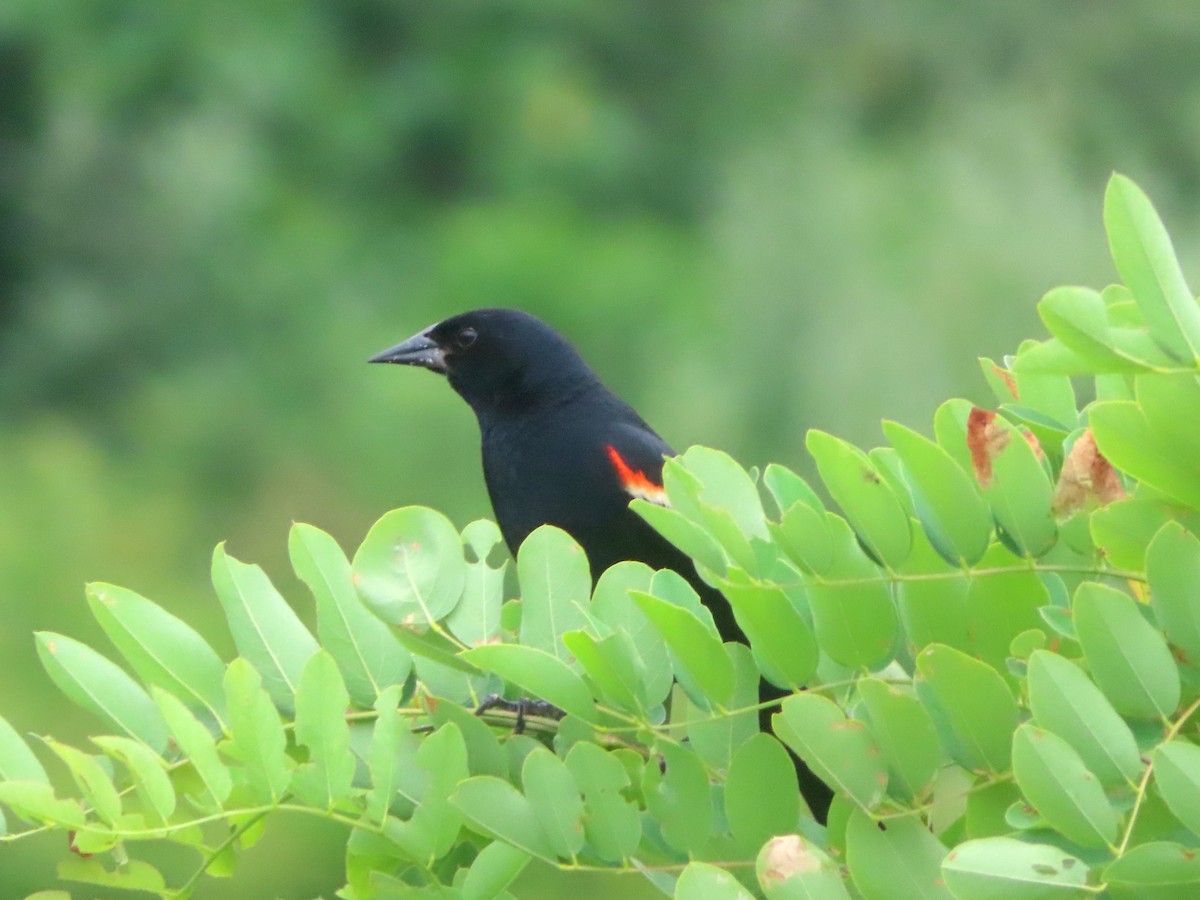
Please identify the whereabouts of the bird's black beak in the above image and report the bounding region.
[368,330,448,373]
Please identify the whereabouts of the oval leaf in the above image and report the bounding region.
[36,632,168,752]
[773,693,887,811]
[915,644,1017,773]
[352,506,466,627]
[1011,724,1118,849]
[1074,582,1180,720]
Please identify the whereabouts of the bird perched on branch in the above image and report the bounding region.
[370,308,832,821]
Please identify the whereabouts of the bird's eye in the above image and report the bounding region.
[456,327,478,348]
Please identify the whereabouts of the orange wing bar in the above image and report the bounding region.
[605,445,669,506]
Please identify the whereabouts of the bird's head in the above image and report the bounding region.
[369,308,597,415]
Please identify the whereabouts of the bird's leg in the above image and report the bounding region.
[474,694,566,735]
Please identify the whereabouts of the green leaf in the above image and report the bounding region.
[1147,521,1200,667]
[1011,724,1118,848]
[589,561,672,708]
[719,579,818,690]
[521,748,584,860]
[392,722,468,860]
[845,809,951,900]
[461,840,530,900]
[883,421,991,566]
[1074,582,1180,719]
[392,624,481,675]
[1090,401,1200,510]
[151,687,231,809]
[461,644,598,723]
[803,515,898,669]
[0,782,85,829]
[517,525,591,663]
[934,399,977,473]
[642,740,713,855]
[763,463,824,516]
[352,506,467,626]
[858,678,940,802]
[41,737,122,826]
[770,500,835,575]
[676,862,756,899]
[773,693,887,811]
[1105,173,1200,363]
[916,644,1017,773]
[1033,285,1172,373]
[631,590,734,707]
[92,735,175,823]
[974,414,1057,558]
[632,499,729,575]
[57,857,167,894]
[291,650,355,809]
[1139,372,1200,469]
[1153,741,1200,835]
[450,776,555,861]
[35,632,168,752]
[1090,494,1195,574]
[365,685,402,824]
[86,582,227,729]
[1026,650,1142,787]
[896,528,969,656]
[289,522,411,708]
[446,519,507,648]
[565,741,640,863]
[223,657,293,804]
[807,430,912,569]
[686,642,760,773]
[757,834,852,899]
[677,445,770,541]
[1012,350,1079,430]
[725,734,800,850]
[562,629,644,713]
[0,714,48,784]
[426,692,508,780]
[211,543,319,712]
[941,837,1090,899]
[965,548,1049,678]
[1105,841,1200,900]
[965,780,1022,840]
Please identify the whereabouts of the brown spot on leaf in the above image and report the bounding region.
[760,835,820,884]
[967,408,1004,487]
[992,365,1019,401]
[1022,430,1045,460]
[863,467,882,485]
[1051,430,1126,520]
[967,407,1045,485]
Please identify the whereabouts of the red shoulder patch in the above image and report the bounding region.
[605,445,669,507]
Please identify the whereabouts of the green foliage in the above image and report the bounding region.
[5,174,1200,897]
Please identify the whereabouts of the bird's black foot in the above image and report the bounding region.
[475,694,566,735]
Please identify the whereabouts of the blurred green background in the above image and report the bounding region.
[2,1,1199,895]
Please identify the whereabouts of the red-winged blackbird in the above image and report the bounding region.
[370,308,832,821]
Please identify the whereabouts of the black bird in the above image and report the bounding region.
[370,308,832,820]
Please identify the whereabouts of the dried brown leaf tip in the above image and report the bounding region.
[968,407,1045,488]
[992,365,1019,401]
[1051,429,1126,519]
